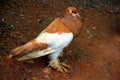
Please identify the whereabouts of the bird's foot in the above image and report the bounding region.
[48,59,71,72]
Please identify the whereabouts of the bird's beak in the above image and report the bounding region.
[76,13,80,17]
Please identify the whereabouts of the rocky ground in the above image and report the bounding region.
[0,0,120,80]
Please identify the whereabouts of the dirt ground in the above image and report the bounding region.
[0,0,120,80]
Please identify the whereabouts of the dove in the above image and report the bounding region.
[8,7,82,72]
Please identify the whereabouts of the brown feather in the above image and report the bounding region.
[44,18,71,33]
[45,7,82,37]
[11,39,47,57]
[61,14,82,37]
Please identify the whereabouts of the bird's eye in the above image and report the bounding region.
[71,11,76,14]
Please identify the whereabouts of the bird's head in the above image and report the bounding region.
[63,7,80,18]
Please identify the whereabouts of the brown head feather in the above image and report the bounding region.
[61,7,82,37]
[63,7,78,16]
[45,7,82,37]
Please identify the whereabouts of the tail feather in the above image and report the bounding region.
[12,46,24,55]
[11,39,47,57]
[17,47,57,61]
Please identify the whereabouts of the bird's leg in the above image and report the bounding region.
[48,50,71,72]
[48,58,71,72]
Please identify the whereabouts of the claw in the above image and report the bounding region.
[48,59,71,72]
[62,66,67,72]
[61,62,71,68]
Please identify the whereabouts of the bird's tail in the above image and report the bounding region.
[8,39,47,58]
[17,47,60,61]
[11,42,34,56]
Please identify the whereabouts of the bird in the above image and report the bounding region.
[8,7,83,72]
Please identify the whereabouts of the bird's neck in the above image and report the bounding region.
[61,15,82,37]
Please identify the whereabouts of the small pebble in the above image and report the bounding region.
[92,26,96,30]
[20,14,24,17]
[2,18,4,22]
[86,29,90,35]
[22,17,26,19]
[88,34,93,39]
[11,25,13,27]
